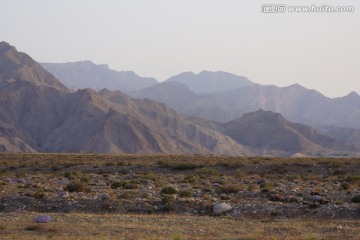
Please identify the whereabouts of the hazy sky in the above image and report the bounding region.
[1,0,359,97]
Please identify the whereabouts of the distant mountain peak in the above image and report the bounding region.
[346,91,359,97]
[0,42,68,91]
[42,61,158,91]
[165,70,253,94]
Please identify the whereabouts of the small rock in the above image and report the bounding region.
[99,193,111,200]
[213,203,232,215]
[34,215,52,223]
[2,178,13,183]
[60,191,70,198]
[311,195,322,202]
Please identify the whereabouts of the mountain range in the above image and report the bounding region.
[41,61,158,92]
[1,41,359,156]
[44,61,360,130]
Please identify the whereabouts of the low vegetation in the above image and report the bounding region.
[0,153,360,239]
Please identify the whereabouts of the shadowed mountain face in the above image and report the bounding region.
[0,42,251,155]
[165,71,253,94]
[224,110,356,155]
[41,61,158,92]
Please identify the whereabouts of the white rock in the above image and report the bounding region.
[213,203,232,215]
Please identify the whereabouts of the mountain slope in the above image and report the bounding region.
[0,42,251,155]
[165,71,253,94]
[224,110,356,155]
[0,42,67,91]
[41,61,158,91]
[324,127,360,147]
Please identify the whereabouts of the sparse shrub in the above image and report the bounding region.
[80,175,90,183]
[163,201,175,212]
[162,194,175,203]
[51,166,60,172]
[15,171,26,178]
[118,191,138,199]
[218,185,241,193]
[333,169,345,175]
[351,195,360,203]
[341,182,350,190]
[64,171,80,180]
[105,160,116,166]
[247,184,256,191]
[33,190,46,199]
[287,174,300,181]
[65,182,88,192]
[144,172,157,181]
[195,168,218,177]
[182,174,198,183]
[259,182,274,191]
[220,159,244,168]
[235,170,247,179]
[345,175,360,183]
[179,190,192,198]
[111,180,138,189]
[161,185,179,195]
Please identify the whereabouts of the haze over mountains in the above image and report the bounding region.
[1,42,359,156]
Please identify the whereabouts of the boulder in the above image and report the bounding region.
[213,203,232,215]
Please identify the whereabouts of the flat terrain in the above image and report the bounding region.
[0,153,360,239]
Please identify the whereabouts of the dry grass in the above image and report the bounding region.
[0,212,359,240]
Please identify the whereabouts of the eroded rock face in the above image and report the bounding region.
[213,203,232,215]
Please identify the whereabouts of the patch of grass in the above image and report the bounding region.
[303,233,320,240]
[195,168,218,177]
[218,185,241,193]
